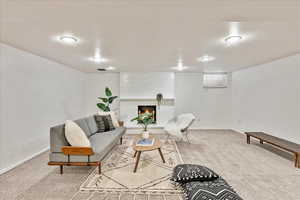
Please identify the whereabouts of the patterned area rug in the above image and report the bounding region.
[79,135,184,197]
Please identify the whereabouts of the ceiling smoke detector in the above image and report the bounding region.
[106,66,116,70]
[59,35,78,44]
[197,55,215,63]
[225,35,242,45]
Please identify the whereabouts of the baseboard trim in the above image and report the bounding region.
[0,146,49,175]
[230,129,244,134]
[190,127,232,130]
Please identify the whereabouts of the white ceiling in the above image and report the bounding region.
[1,0,300,73]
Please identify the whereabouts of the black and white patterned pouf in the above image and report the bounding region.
[171,164,219,183]
[183,177,243,200]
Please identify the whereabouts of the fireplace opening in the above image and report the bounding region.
[138,105,156,124]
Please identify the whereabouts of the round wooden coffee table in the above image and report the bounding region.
[132,135,165,173]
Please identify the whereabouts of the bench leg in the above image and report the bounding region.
[295,154,299,168]
[260,140,263,144]
[246,135,250,144]
[60,165,63,174]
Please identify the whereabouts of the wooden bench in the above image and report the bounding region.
[245,132,300,168]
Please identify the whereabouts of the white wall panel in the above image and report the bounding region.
[0,43,85,173]
[232,54,300,143]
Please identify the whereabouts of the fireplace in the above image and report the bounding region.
[138,105,156,124]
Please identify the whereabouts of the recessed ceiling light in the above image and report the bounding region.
[197,55,215,63]
[59,35,78,44]
[225,35,242,45]
[172,58,188,71]
[106,66,116,70]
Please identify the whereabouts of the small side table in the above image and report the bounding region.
[132,136,165,173]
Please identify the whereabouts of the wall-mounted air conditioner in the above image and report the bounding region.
[203,73,228,88]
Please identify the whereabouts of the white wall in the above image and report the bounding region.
[175,73,233,129]
[83,73,120,116]
[232,54,300,143]
[0,43,85,173]
[120,72,175,98]
[0,43,5,170]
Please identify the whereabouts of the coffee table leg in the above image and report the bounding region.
[158,148,165,163]
[133,151,141,173]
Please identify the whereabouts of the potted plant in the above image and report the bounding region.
[131,112,154,138]
[97,87,118,112]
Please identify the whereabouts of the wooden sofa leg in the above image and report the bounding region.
[246,135,250,144]
[60,165,63,174]
[98,162,101,174]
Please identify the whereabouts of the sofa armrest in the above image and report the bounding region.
[61,146,94,156]
[118,121,124,127]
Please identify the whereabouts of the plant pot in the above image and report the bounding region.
[142,131,149,139]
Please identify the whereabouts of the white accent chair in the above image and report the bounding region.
[164,113,196,143]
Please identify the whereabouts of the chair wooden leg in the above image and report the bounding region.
[133,151,137,158]
[60,165,63,174]
[120,137,123,145]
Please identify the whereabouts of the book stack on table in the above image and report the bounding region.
[136,138,155,146]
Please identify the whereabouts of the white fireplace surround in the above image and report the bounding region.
[119,72,175,128]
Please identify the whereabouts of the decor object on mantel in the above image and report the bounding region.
[97,87,118,112]
[131,112,154,139]
[156,93,163,109]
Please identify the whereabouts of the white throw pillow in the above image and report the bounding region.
[98,111,119,127]
[65,120,91,147]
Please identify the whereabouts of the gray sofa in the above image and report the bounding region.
[48,115,126,174]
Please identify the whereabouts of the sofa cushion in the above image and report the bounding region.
[85,116,98,135]
[94,115,106,132]
[98,111,119,127]
[183,177,243,200]
[65,120,91,147]
[89,127,126,154]
[74,118,92,137]
[171,164,219,183]
[94,115,115,132]
[102,115,115,131]
[50,124,69,153]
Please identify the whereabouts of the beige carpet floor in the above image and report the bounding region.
[0,130,300,200]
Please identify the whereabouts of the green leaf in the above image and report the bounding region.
[108,96,118,103]
[98,97,109,103]
[105,87,112,97]
[97,103,107,111]
[131,116,139,122]
[104,106,110,112]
